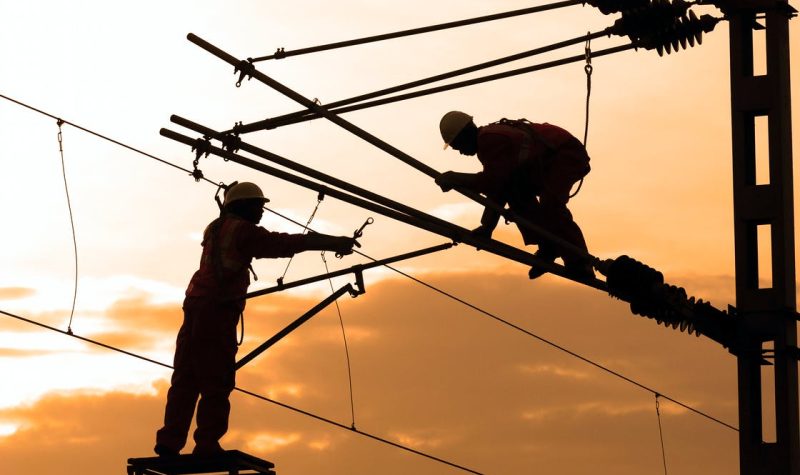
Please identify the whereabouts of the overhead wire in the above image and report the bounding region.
[248,0,584,62]
[0,308,482,475]
[655,394,669,475]
[0,93,737,433]
[55,119,79,334]
[235,29,616,134]
[235,39,635,133]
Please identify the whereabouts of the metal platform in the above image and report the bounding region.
[127,450,275,475]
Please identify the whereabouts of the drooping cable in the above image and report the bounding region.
[248,1,583,62]
[0,307,484,475]
[583,32,593,147]
[277,192,324,284]
[655,394,669,475]
[569,32,594,199]
[320,250,358,429]
[55,120,79,335]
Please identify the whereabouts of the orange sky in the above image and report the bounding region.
[1,1,799,474]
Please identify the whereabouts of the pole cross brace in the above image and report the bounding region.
[235,282,360,370]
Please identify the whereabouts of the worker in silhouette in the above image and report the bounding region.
[435,111,593,280]
[155,182,358,457]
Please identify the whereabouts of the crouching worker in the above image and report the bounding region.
[435,111,593,281]
[155,182,357,456]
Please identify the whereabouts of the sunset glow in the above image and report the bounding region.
[2,1,799,474]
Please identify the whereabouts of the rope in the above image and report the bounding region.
[248,1,583,62]
[321,251,358,429]
[569,32,594,199]
[0,308,482,475]
[655,394,669,475]
[56,120,79,335]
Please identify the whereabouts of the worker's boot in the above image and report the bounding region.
[154,444,179,457]
[528,248,558,279]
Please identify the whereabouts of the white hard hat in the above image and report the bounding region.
[223,182,269,207]
[439,111,473,148]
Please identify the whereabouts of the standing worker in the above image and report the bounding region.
[155,182,358,456]
[435,111,593,280]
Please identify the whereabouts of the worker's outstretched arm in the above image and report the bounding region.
[302,232,359,255]
[435,171,478,192]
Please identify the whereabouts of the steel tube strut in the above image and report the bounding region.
[241,43,636,131]
[187,33,601,268]
[235,283,355,370]
[232,29,614,134]
[160,128,607,291]
[173,115,517,256]
[244,243,454,300]
[248,0,584,62]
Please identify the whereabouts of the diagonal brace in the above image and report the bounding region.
[236,282,359,370]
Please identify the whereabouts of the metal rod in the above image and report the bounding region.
[245,242,454,300]
[248,0,584,62]
[233,29,613,134]
[235,283,354,370]
[160,128,607,290]
[240,42,636,133]
[187,32,602,266]
[173,115,490,247]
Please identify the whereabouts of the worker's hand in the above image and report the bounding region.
[471,224,493,239]
[435,171,458,192]
[330,236,360,256]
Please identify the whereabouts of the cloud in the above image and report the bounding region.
[0,269,740,475]
[0,287,35,300]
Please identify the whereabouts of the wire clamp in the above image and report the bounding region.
[190,136,211,182]
[234,60,255,87]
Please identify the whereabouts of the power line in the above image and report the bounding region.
[55,120,79,334]
[2,92,738,433]
[0,308,484,475]
[0,93,218,187]
[248,0,583,62]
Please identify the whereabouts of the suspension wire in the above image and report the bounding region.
[248,0,583,62]
[583,32,593,147]
[55,120,79,335]
[0,307,483,475]
[569,31,594,199]
[2,91,738,433]
[321,251,358,429]
[655,394,669,475]
[235,29,612,134]
[277,193,324,283]
[0,93,219,187]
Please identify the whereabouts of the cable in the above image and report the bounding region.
[248,0,583,62]
[0,308,483,475]
[235,29,613,134]
[357,255,739,433]
[655,394,669,475]
[2,92,737,433]
[55,120,79,334]
[321,251,358,429]
[0,93,219,188]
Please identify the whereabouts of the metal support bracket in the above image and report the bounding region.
[235,282,358,370]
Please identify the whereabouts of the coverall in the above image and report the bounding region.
[155,214,306,455]
[474,119,591,268]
